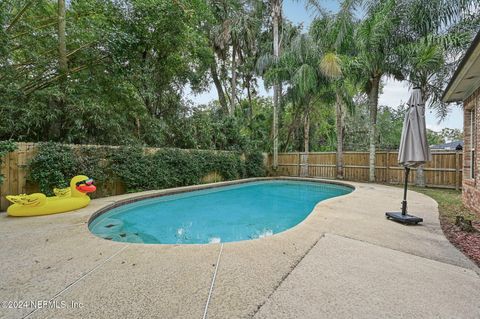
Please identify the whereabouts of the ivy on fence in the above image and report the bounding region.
[27,142,265,195]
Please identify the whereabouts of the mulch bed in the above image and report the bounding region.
[440,219,480,267]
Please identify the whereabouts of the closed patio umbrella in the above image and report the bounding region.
[386,87,432,224]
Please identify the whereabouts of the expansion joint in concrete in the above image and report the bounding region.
[203,243,224,319]
[22,244,129,319]
[250,233,326,318]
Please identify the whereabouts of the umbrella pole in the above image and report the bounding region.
[401,167,410,216]
[385,166,422,224]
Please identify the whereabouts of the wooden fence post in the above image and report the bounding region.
[299,152,309,177]
[386,151,390,184]
[297,152,301,177]
[305,152,309,177]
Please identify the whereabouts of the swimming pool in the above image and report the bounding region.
[89,180,352,244]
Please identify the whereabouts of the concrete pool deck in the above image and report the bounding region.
[0,178,479,319]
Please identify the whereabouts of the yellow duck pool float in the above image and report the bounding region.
[6,175,96,217]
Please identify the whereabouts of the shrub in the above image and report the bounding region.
[152,148,202,187]
[213,151,244,180]
[28,143,78,195]
[245,151,266,177]
[28,143,114,195]
[74,146,113,185]
[27,143,266,195]
[110,148,249,192]
[109,146,155,192]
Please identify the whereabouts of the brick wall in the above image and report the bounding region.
[463,87,480,215]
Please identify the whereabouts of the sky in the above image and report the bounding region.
[189,0,463,131]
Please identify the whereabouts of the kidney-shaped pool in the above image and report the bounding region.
[89,180,353,244]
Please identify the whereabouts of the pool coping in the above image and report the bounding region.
[87,176,356,234]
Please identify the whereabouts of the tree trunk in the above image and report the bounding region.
[304,110,310,153]
[368,75,380,182]
[230,46,237,115]
[57,0,68,138]
[271,0,281,170]
[335,91,344,179]
[300,109,310,177]
[220,63,231,106]
[58,0,67,79]
[283,109,300,152]
[246,80,253,119]
[211,63,228,114]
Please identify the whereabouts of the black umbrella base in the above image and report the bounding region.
[385,212,423,225]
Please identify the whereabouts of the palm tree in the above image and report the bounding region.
[267,0,324,169]
[351,0,477,182]
[399,0,479,115]
[271,0,282,169]
[262,13,356,175]
[352,0,402,182]
[396,0,478,186]
[268,31,335,157]
[282,35,315,151]
[312,10,357,179]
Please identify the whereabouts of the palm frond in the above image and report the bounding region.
[320,52,342,79]
[292,64,318,96]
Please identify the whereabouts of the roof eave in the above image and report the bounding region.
[442,30,480,103]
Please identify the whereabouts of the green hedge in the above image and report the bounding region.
[27,143,265,195]
[27,143,112,195]
[245,151,266,177]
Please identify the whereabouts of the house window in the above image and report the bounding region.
[471,105,476,179]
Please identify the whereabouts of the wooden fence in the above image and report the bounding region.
[268,151,463,189]
[0,143,463,211]
[1,143,37,211]
[0,143,129,211]
[0,142,234,211]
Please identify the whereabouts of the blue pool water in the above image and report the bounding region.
[89,180,352,244]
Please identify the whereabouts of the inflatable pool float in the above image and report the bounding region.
[6,175,96,217]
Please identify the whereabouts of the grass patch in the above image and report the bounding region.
[407,186,480,267]
[407,187,479,224]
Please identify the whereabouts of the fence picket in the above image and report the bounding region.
[270,150,462,190]
[0,143,464,211]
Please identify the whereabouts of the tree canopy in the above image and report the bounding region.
[0,0,478,155]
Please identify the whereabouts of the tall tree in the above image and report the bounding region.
[207,0,266,115]
[57,0,67,79]
[398,0,478,186]
[351,0,477,182]
[57,0,68,136]
[353,0,402,182]
[313,8,357,179]
[271,0,282,169]
[206,0,236,114]
[269,33,329,153]
[398,0,479,116]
